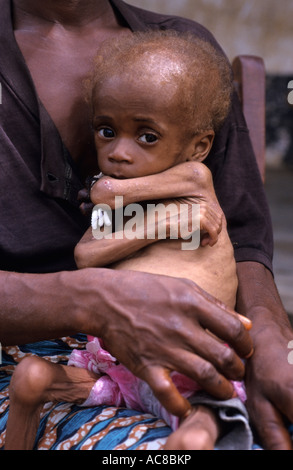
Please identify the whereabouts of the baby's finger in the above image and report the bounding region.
[200,211,222,246]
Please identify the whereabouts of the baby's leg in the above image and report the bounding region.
[164,405,220,450]
[5,356,99,450]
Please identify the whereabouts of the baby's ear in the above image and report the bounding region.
[187,131,215,162]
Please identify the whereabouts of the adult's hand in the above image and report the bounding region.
[78,268,253,419]
[237,261,293,450]
[245,325,293,450]
[1,268,252,419]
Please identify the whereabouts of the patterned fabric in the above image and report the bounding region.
[0,335,171,450]
[1,336,292,450]
[68,337,247,432]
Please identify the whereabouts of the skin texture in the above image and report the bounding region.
[5,35,240,450]
[77,69,237,307]
[237,262,293,450]
[3,4,253,447]
[86,29,233,136]
[2,0,293,450]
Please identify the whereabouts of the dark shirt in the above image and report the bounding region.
[0,0,273,273]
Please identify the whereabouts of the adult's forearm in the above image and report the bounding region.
[0,269,106,346]
[236,261,291,334]
[1,266,255,417]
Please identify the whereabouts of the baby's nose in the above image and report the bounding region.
[108,139,133,164]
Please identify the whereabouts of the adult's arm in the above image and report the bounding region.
[0,268,253,418]
[237,261,293,450]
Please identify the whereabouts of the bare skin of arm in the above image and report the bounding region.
[0,268,253,417]
[237,261,293,450]
[75,163,223,269]
[75,220,157,268]
[7,0,293,449]
[90,164,293,449]
[90,162,223,247]
[75,161,239,307]
[91,161,215,207]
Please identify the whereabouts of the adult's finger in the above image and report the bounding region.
[250,399,293,450]
[142,348,237,413]
[142,365,192,418]
[79,201,94,216]
[167,316,246,382]
[169,348,237,399]
[192,287,254,359]
[77,187,90,202]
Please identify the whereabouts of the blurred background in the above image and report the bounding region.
[126,0,293,320]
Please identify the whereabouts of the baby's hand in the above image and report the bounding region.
[176,162,224,246]
[200,201,224,247]
[173,195,223,247]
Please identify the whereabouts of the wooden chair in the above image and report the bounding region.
[232,55,266,182]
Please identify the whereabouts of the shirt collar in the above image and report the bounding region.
[0,0,147,205]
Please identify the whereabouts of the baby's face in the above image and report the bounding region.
[92,74,193,179]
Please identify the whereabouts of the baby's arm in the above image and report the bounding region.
[75,161,224,269]
[74,220,156,269]
[90,162,223,247]
[91,161,216,208]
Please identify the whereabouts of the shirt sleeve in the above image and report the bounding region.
[205,91,274,272]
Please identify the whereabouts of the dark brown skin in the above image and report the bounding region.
[237,262,293,450]
[1,0,293,449]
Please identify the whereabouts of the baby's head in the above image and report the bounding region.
[86,30,233,178]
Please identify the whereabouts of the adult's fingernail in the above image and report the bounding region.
[244,348,254,359]
[238,314,252,330]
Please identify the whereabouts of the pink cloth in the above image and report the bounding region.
[68,337,246,430]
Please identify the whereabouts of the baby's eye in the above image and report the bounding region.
[97,127,115,139]
[138,133,158,144]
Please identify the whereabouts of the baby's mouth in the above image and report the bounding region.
[110,174,127,179]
